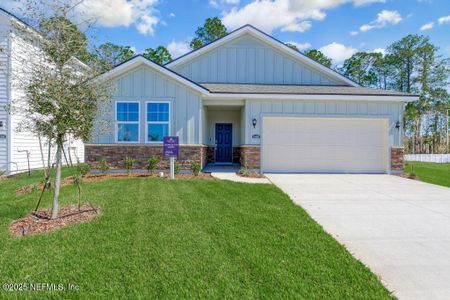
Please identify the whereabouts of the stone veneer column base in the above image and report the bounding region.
[85,144,207,170]
[391,147,405,174]
[240,145,260,170]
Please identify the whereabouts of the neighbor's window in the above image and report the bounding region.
[146,102,170,142]
[116,102,139,142]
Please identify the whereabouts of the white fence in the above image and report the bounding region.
[405,154,450,163]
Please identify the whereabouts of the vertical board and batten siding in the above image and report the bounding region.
[171,35,342,86]
[0,20,9,172]
[245,100,404,147]
[90,65,203,145]
[8,30,85,173]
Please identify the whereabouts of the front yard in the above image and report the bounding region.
[404,161,450,188]
[0,170,393,299]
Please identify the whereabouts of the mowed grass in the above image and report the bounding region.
[405,161,450,188]
[0,169,393,299]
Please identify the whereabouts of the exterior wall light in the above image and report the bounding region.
[395,121,400,130]
[252,118,257,128]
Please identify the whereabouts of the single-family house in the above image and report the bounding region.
[88,25,418,174]
[0,8,85,175]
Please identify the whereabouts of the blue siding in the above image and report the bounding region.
[171,35,342,85]
[90,66,203,145]
[245,100,404,147]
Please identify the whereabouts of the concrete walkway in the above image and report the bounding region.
[266,174,450,300]
[211,172,270,184]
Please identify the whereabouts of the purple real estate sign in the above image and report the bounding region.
[163,136,179,157]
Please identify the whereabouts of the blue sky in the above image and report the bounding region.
[4,0,450,65]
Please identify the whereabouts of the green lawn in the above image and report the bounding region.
[0,169,393,299]
[405,161,450,188]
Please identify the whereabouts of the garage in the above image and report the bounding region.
[262,117,389,173]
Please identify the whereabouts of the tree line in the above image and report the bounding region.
[79,17,449,154]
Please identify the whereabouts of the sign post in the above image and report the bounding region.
[163,136,179,180]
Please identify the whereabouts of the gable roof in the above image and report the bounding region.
[97,55,210,94]
[165,24,360,87]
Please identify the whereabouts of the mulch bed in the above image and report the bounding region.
[9,204,101,237]
[236,172,266,179]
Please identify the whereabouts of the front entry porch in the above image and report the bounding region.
[203,105,244,165]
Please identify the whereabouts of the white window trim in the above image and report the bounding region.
[115,101,140,143]
[145,101,171,144]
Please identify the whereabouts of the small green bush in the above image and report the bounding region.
[238,167,250,177]
[99,158,110,174]
[409,165,416,179]
[190,161,201,176]
[174,161,180,175]
[0,169,5,177]
[76,163,91,177]
[123,156,135,174]
[147,157,160,174]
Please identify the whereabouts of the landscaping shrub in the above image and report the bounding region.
[191,161,201,176]
[99,158,110,174]
[174,161,180,175]
[76,163,91,177]
[123,156,135,174]
[147,157,160,174]
[409,165,416,179]
[238,166,251,177]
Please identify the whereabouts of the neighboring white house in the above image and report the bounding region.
[88,25,418,174]
[0,8,85,175]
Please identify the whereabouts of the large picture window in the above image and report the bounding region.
[146,102,170,142]
[116,102,139,142]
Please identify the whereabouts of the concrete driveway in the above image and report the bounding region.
[266,174,450,300]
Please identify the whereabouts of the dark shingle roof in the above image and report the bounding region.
[200,83,417,97]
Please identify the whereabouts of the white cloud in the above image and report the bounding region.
[438,15,450,24]
[169,12,176,17]
[78,0,161,35]
[372,48,386,55]
[358,10,402,33]
[167,40,190,59]
[210,0,240,8]
[3,0,161,36]
[319,42,357,63]
[221,0,385,33]
[350,30,359,36]
[286,41,312,51]
[420,22,434,31]
[281,21,311,33]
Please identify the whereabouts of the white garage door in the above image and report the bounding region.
[262,117,388,173]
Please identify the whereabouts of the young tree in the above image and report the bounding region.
[190,17,228,49]
[303,49,332,68]
[143,46,172,65]
[11,2,112,219]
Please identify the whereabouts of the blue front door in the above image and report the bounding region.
[215,123,233,163]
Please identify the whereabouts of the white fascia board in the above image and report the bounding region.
[205,93,419,102]
[97,56,209,94]
[166,25,359,87]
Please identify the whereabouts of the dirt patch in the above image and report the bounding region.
[9,204,101,237]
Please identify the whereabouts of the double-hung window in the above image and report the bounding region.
[146,102,170,143]
[116,102,139,142]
